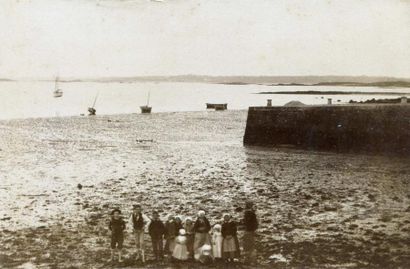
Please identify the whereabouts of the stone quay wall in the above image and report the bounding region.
[243,104,410,154]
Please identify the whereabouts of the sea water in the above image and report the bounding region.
[0,80,409,119]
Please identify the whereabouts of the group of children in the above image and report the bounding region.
[108,202,258,264]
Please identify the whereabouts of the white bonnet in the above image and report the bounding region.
[197,210,206,217]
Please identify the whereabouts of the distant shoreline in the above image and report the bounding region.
[1,75,410,88]
[221,81,410,88]
[261,81,410,88]
[258,91,410,95]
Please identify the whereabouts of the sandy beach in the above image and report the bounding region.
[0,110,409,268]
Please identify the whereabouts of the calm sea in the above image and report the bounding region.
[0,81,409,120]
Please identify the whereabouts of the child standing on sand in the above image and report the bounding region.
[164,215,177,256]
[212,224,223,260]
[109,209,126,262]
[193,210,212,259]
[172,229,189,261]
[129,204,151,262]
[148,211,166,261]
[184,217,195,259]
[221,214,239,263]
[242,201,258,264]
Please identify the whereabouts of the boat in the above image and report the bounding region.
[140,106,152,114]
[88,107,96,116]
[53,77,63,98]
[140,91,152,114]
[214,104,228,111]
[88,92,99,116]
[206,103,227,110]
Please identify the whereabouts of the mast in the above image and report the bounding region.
[146,91,150,106]
[92,91,99,108]
[55,76,58,91]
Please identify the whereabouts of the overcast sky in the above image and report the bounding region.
[0,0,409,78]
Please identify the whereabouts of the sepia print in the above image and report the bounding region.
[0,0,409,268]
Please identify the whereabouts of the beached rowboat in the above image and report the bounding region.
[206,103,228,110]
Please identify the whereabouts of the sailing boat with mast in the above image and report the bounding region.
[140,91,152,114]
[88,92,99,116]
[53,77,63,98]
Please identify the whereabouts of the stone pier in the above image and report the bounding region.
[243,104,410,154]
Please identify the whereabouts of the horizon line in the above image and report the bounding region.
[2,74,410,81]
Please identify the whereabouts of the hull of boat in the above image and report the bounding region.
[88,107,96,116]
[207,103,227,110]
[53,91,63,98]
[140,106,152,114]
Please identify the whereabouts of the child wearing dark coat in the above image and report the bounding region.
[109,209,126,262]
[148,211,166,261]
[175,216,183,234]
[242,201,258,264]
[221,214,239,262]
[164,215,177,256]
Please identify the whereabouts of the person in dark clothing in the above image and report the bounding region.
[244,209,258,231]
[193,210,212,259]
[221,214,239,262]
[184,217,195,259]
[175,216,183,234]
[193,211,211,234]
[109,209,126,262]
[242,201,258,264]
[164,215,177,256]
[148,211,166,261]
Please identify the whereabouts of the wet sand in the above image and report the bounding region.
[0,110,409,268]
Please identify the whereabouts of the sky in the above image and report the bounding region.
[0,0,409,79]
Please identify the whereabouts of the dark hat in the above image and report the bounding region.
[111,209,122,215]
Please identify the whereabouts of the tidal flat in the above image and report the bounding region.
[0,110,409,268]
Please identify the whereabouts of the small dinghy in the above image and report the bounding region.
[88,92,99,116]
[206,103,227,110]
[88,107,96,116]
[53,77,63,98]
